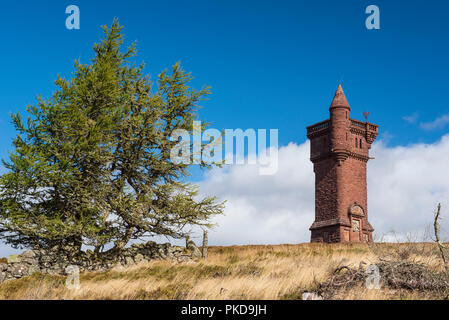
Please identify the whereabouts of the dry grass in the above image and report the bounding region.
[0,243,447,300]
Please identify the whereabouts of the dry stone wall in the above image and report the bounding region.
[0,240,202,283]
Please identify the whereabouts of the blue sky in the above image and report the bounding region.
[0,1,449,253]
[1,0,448,158]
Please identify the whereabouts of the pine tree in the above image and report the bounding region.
[0,20,224,255]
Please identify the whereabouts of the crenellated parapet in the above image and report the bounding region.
[350,119,378,146]
[306,120,330,139]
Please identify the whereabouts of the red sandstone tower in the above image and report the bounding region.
[306,85,378,243]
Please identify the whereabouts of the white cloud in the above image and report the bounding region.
[198,135,449,245]
[420,114,449,130]
[368,137,449,239]
[198,142,314,245]
[2,136,449,256]
[402,112,419,124]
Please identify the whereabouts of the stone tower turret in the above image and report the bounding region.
[306,85,378,243]
[329,84,351,164]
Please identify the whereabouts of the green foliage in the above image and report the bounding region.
[0,20,224,254]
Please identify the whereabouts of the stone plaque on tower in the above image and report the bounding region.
[306,85,378,243]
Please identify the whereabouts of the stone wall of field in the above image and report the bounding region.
[0,239,202,283]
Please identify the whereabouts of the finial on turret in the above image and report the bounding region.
[330,84,350,110]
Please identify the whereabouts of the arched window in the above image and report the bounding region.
[360,139,362,149]
[355,137,357,148]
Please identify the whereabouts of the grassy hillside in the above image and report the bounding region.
[0,243,447,300]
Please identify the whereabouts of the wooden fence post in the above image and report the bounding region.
[202,230,208,260]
